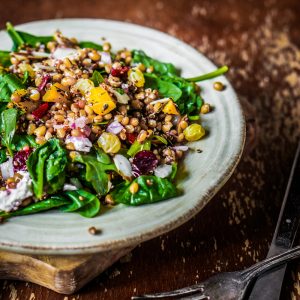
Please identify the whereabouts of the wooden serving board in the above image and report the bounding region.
[0,246,134,294]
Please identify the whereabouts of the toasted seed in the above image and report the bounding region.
[66,142,75,150]
[121,116,129,126]
[130,118,139,127]
[63,58,72,68]
[213,81,225,91]
[27,124,36,135]
[34,126,46,137]
[179,120,188,130]
[119,130,127,140]
[54,114,65,123]
[56,128,66,138]
[88,226,100,235]
[137,130,147,143]
[129,182,139,194]
[125,125,135,133]
[52,73,63,82]
[35,137,46,145]
[105,194,115,205]
[85,105,94,115]
[45,131,53,140]
[89,51,101,61]
[165,115,172,122]
[200,103,211,114]
[104,113,112,120]
[71,129,81,137]
[61,76,76,87]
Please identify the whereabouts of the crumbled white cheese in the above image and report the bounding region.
[52,47,79,60]
[63,184,78,191]
[0,172,33,212]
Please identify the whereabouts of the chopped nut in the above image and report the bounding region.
[88,226,101,235]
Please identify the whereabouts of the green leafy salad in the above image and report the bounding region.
[0,23,228,221]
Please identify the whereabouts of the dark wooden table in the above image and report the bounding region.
[0,0,300,299]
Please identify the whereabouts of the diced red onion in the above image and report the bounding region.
[106,121,124,134]
[172,145,189,152]
[0,157,14,180]
[101,52,112,64]
[65,136,92,152]
[52,47,78,60]
[74,116,87,128]
[154,164,173,178]
[38,74,51,91]
[82,125,92,137]
[113,154,133,179]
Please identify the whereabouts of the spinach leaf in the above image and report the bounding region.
[90,70,104,86]
[144,73,182,101]
[78,41,103,51]
[111,175,177,206]
[27,139,67,199]
[143,71,203,115]
[60,189,100,218]
[133,50,228,115]
[6,22,53,51]
[159,74,203,115]
[0,50,11,67]
[0,196,69,219]
[12,134,38,151]
[72,149,116,196]
[132,50,178,77]
[0,70,25,102]
[0,189,100,219]
[0,149,7,164]
[0,103,7,114]
[127,139,151,157]
[0,108,18,156]
[170,163,178,180]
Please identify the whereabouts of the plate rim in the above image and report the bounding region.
[0,18,246,254]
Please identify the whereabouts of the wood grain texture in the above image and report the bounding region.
[0,247,133,294]
[0,0,299,299]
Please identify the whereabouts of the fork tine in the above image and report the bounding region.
[131,284,204,299]
[178,294,208,300]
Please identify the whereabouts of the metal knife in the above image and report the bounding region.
[248,141,300,300]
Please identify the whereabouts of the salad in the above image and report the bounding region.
[0,23,228,221]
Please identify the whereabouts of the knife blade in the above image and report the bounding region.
[248,141,300,300]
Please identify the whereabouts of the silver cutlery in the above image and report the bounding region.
[133,142,300,300]
[132,245,300,299]
[248,141,300,299]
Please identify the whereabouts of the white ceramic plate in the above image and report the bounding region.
[0,19,245,254]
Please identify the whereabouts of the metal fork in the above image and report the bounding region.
[132,245,300,300]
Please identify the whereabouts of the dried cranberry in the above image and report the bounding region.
[32,103,49,119]
[13,148,33,172]
[38,74,51,91]
[111,66,130,78]
[126,132,137,144]
[132,150,158,177]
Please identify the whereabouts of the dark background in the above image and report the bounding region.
[0,0,300,299]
